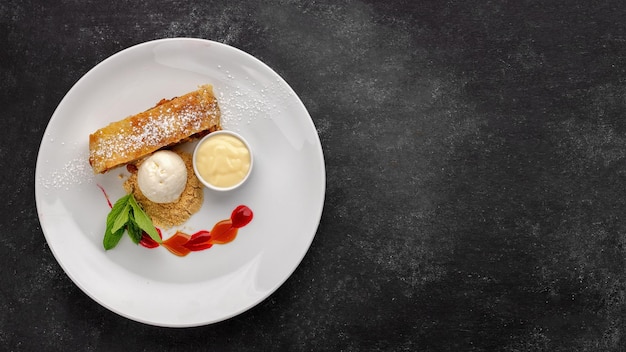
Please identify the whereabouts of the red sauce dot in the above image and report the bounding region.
[162,232,191,257]
[231,205,253,228]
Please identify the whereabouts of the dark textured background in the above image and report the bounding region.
[3,0,626,350]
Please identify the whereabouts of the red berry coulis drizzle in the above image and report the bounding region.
[98,185,253,257]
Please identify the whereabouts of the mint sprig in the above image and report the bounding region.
[103,194,161,250]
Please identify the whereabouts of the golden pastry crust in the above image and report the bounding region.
[89,84,221,174]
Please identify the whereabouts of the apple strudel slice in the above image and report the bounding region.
[89,84,221,174]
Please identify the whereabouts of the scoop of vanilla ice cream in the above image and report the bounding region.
[137,150,187,203]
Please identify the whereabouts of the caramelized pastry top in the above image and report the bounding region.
[89,85,221,174]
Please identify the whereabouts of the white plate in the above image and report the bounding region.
[34,38,325,327]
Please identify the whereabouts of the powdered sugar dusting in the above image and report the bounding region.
[91,105,211,160]
[38,145,94,190]
[215,67,295,131]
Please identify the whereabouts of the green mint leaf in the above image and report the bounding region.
[105,194,131,231]
[110,203,130,234]
[103,225,125,250]
[104,194,132,250]
[102,193,160,250]
[126,213,142,244]
[128,194,161,244]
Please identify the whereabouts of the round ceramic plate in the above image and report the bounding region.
[34,38,325,327]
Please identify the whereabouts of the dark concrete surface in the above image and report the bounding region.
[3,0,626,350]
